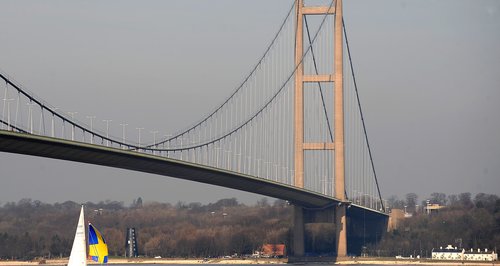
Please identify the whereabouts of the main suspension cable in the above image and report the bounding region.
[150,0,299,148]
[343,18,384,212]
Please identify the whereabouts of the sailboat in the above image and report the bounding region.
[68,206,86,266]
[88,222,109,263]
[68,205,109,266]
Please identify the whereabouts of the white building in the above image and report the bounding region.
[432,245,498,261]
[464,248,498,261]
[432,245,462,260]
[424,203,445,214]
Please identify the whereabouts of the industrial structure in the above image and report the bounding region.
[125,228,139,258]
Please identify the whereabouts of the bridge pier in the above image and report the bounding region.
[335,204,347,257]
[291,203,388,260]
[292,205,305,256]
[291,204,346,258]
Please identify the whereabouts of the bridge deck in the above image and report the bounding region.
[0,130,386,215]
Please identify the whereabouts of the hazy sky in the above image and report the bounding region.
[0,0,499,206]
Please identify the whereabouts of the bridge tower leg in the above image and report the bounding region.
[293,0,347,258]
[333,0,347,258]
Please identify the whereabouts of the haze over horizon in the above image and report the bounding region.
[1,0,499,206]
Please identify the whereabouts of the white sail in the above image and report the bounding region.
[68,205,87,266]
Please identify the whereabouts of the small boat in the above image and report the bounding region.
[68,205,109,266]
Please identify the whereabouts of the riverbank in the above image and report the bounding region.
[341,258,498,265]
[0,257,497,265]
[0,257,286,265]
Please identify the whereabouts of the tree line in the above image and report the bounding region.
[368,192,500,257]
[0,192,498,260]
[0,197,292,260]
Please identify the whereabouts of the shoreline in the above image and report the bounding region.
[0,258,287,265]
[0,257,497,265]
[340,258,499,265]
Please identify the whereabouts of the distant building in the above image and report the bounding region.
[464,248,498,261]
[425,204,445,214]
[261,244,286,258]
[432,245,497,261]
[388,209,404,231]
[432,245,462,260]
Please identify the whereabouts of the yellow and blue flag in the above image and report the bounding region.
[88,223,108,263]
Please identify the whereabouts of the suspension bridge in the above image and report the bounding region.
[0,0,388,257]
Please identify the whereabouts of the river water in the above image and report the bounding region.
[103,263,425,266]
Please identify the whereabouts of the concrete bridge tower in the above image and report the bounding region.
[293,0,347,257]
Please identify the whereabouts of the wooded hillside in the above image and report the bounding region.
[368,192,500,257]
[0,198,291,259]
[0,192,498,260]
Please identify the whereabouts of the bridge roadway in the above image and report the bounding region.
[0,130,386,217]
